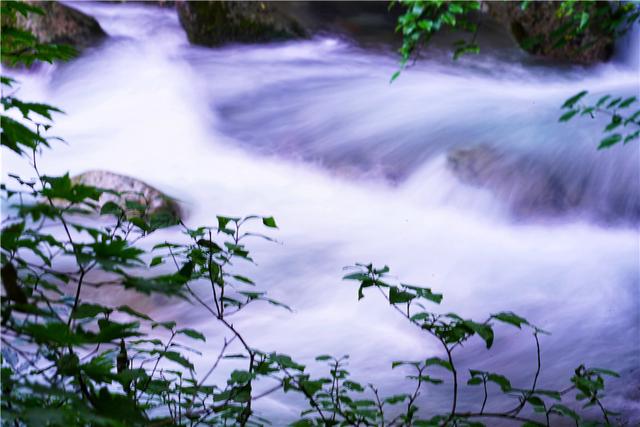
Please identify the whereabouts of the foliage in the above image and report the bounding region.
[559,91,639,149]
[391,0,640,149]
[390,0,481,82]
[518,0,638,54]
[0,2,625,426]
[392,0,639,65]
[0,1,76,67]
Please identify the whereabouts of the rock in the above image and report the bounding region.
[16,1,106,49]
[485,1,614,65]
[107,1,174,6]
[73,170,182,224]
[277,1,401,44]
[176,1,307,47]
[446,146,577,218]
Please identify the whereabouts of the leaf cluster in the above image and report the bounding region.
[560,91,639,149]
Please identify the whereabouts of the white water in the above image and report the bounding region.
[3,2,639,423]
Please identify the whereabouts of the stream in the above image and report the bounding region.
[2,2,639,424]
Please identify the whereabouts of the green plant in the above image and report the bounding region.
[559,91,639,149]
[390,0,481,82]
[1,2,625,426]
[391,0,640,149]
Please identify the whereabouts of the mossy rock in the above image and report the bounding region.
[177,1,307,46]
[15,1,106,49]
[486,1,614,65]
[73,170,182,225]
[447,146,575,218]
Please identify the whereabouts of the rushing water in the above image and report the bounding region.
[3,2,639,423]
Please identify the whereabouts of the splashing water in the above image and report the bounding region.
[3,2,639,423]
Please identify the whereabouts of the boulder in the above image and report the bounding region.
[17,1,106,49]
[446,146,578,218]
[107,1,174,6]
[73,170,182,224]
[485,1,614,65]
[277,1,401,44]
[176,1,307,47]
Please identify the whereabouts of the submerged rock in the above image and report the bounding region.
[447,145,640,225]
[16,1,106,49]
[73,170,182,224]
[176,1,307,46]
[485,1,614,65]
[447,146,578,218]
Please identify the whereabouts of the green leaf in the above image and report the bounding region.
[534,389,561,400]
[404,284,443,304]
[149,256,163,267]
[562,91,588,108]
[262,216,278,228]
[448,3,463,14]
[73,303,112,319]
[93,319,141,343]
[229,369,253,384]
[197,238,223,252]
[1,76,16,87]
[178,328,206,342]
[606,97,622,109]
[217,216,237,231]
[578,11,589,30]
[595,95,611,107]
[590,368,620,377]
[41,174,102,204]
[389,286,415,304]
[467,377,483,385]
[618,96,637,109]
[527,395,546,409]
[343,272,369,281]
[300,379,324,396]
[1,115,49,154]
[424,357,452,371]
[22,322,85,346]
[291,420,314,427]
[392,360,420,369]
[232,274,254,285]
[624,109,640,125]
[487,373,512,392]
[463,320,494,348]
[491,312,529,329]
[558,109,579,122]
[598,133,622,149]
[604,114,623,131]
[549,403,579,421]
[384,393,410,404]
[117,305,153,321]
[100,201,123,216]
[269,353,305,371]
[81,353,116,383]
[124,274,189,299]
[161,351,194,370]
[624,130,639,143]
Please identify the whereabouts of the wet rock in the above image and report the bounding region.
[107,1,174,6]
[176,0,307,47]
[279,1,401,44]
[485,1,614,65]
[446,146,579,218]
[73,170,182,223]
[16,1,106,49]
